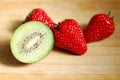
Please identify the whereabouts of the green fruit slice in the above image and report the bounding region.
[10,21,54,63]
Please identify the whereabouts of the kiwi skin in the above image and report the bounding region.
[10,21,54,63]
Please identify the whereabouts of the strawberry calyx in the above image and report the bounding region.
[108,11,114,20]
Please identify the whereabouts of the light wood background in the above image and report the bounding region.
[0,0,120,80]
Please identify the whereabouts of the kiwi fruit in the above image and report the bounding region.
[10,21,54,63]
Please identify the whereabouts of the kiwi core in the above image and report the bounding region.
[24,35,40,52]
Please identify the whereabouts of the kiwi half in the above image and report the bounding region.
[10,21,54,63]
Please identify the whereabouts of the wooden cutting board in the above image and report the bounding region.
[0,0,120,80]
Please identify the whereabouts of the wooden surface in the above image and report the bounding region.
[0,0,120,80]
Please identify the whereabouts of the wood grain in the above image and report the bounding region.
[0,0,120,80]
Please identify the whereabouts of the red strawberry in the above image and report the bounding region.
[53,19,87,55]
[25,8,56,30]
[84,13,115,43]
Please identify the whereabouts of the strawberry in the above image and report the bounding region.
[53,19,87,55]
[24,8,56,30]
[84,13,115,43]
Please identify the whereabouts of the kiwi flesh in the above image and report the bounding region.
[10,21,54,63]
